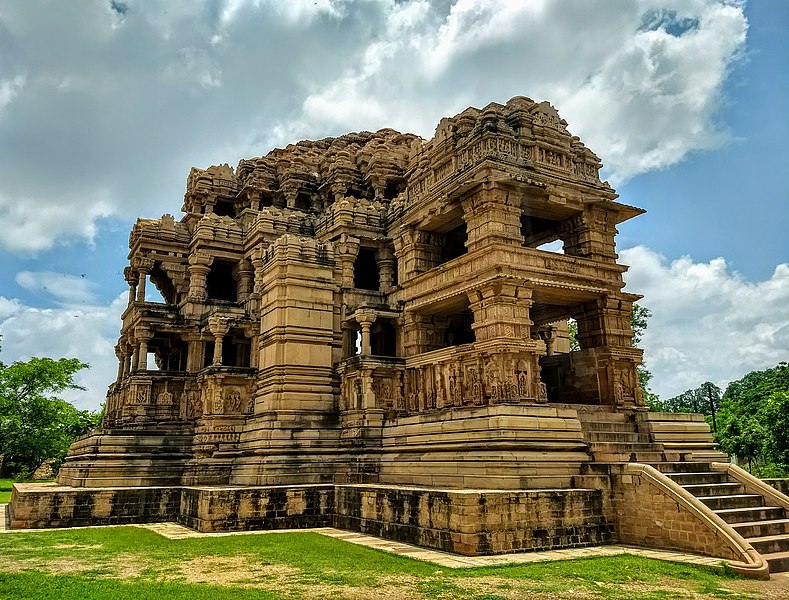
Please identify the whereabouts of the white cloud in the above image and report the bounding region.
[0,290,126,412]
[15,271,99,305]
[621,246,789,399]
[0,0,747,251]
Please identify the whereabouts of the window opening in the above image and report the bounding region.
[354,248,380,291]
[440,223,468,263]
[294,192,312,212]
[214,200,236,218]
[206,260,238,302]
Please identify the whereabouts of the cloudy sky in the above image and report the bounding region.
[0,0,786,410]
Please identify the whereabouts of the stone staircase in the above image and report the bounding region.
[578,409,665,463]
[657,462,789,573]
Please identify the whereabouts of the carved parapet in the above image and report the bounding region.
[248,207,315,241]
[261,234,335,267]
[129,214,191,248]
[314,197,388,237]
[194,212,245,245]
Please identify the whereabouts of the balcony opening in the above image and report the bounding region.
[150,334,188,371]
[206,260,238,302]
[346,187,363,199]
[294,192,312,212]
[149,266,176,304]
[203,341,215,368]
[521,214,560,249]
[371,319,398,357]
[223,334,251,368]
[443,308,475,347]
[440,223,468,263]
[354,248,380,291]
[260,192,274,208]
[383,181,401,200]
[214,199,236,218]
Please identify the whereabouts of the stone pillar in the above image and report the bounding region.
[560,208,618,263]
[466,282,533,343]
[187,252,213,302]
[208,316,230,366]
[184,334,204,372]
[336,234,360,288]
[378,246,395,292]
[115,344,124,381]
[356,310,376,356]
[460,182,523,251]
[342,323,355,357]
[135,328,153,371]
[132,256,154,302]
[124,266,137,305]
[130,339,139,372]
[237,260,254,302]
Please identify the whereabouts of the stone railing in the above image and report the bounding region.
[399,244,626,307]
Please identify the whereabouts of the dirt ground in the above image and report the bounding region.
[3,548,789,599]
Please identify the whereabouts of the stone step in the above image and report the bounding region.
[592,451,666,463]
[654,462,713,474]
[585,432,651,443]
[576,412,632,423]
[715,506,787,524]
[700,494,765,511]
[747,534,789,555]
[764,550,789,573]
[587,442,661,453]
[682,483,745,497]
[581,422,639,433]
[732,519,789,539]
[664,472,728,485]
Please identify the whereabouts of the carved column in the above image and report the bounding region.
[336,234,360,288]
[124,266,137,305]
[378,246,396,293]
[356,310,376,356]
[208,316,230,366]
[115,344,124,381]
[237,259,254,302]
[560,208,618,263]
[187,252,213,302]
[466,282,533,343]
[460,182,524,251]
[135,327,153,371]
[183,333,204,372]
[133,256,154,302]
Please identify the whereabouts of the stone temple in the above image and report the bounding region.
[10,96,789,578]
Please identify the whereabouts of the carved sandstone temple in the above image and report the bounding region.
[11,97,789,577]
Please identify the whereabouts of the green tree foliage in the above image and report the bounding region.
[0,345,99,478]
[714,362,789,473]
[663,382,722,431]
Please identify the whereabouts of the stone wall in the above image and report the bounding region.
[764,479,789,496]
[10,482,611,556]
[10,483,180,529]
[334,485,612,555]
[611,472,739,560]
[179,485,334,532]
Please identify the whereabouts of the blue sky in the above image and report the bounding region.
[0,0,786,410]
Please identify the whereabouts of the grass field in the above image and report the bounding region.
[0,525,773,599]
[0,479,12,504]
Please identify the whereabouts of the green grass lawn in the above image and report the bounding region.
[0,479,12,504]
[0,526,759,600]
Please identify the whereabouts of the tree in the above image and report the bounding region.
[0,345,98,478]
[663,381,722,430]
[714,362,789,472]
[760,390,789,467]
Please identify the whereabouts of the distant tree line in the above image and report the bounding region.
[0,338,101,480]
[653,362,789,475]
